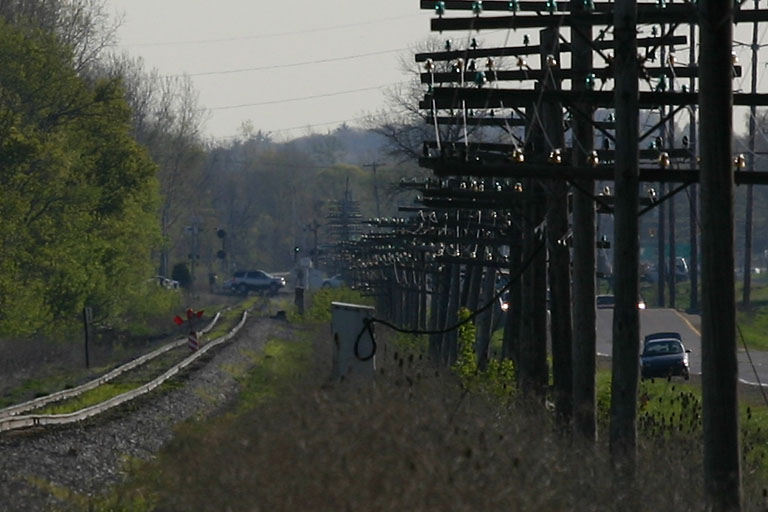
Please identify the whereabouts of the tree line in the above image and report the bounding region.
[0,0,420,337]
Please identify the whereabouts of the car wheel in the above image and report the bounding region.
[237,284,248,296]
[269,283,279,295]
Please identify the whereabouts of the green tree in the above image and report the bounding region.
[0,19,160,334]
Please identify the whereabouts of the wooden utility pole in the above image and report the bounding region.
[609,0,640,468]
[570,0,597,440]
[443,262,461,365]
[657,180,666,306]
[541,26,573,423]
[668,78,678,310]
[743,0,760,310]
[689,20,700,312]
[475,264,497,370]
[502,222,523,362]
[699,0,742,507]
[662,28,678,310]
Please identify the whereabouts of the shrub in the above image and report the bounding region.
[304,287,373,322]
[171,263,192,289]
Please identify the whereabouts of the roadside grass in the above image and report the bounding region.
[229,337,313,413]
[70,335,314,512]
[598,370,768,483]
[737,283,768,350]
[84,330,718,511]
[303,287,373,322]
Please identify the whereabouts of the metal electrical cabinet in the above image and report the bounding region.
[331,302,376,381]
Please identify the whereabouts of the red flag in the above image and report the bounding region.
[186,308,194,320]
[173,315,184,326]
[196,310,204,318]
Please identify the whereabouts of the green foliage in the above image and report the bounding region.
[636,378,702,440]
[392,332,428,356]
[118,282,182,332]
[304,287,373,322]
[596,371,768,478]
[233,338,312,412]
[453,308,478,383]
[595,370,613,428]
[36,381,138,415]
[171,262,192,289]
[736,283,768,350]
[452,308,516,401]
[0,19,161,335]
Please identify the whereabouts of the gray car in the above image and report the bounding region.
[225,270,285,296]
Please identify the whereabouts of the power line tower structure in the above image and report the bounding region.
[412,1,768,507]
[325,179,365,275]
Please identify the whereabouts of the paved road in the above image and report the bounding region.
[596,307,768,387]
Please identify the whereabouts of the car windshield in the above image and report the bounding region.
[643,341,683,356]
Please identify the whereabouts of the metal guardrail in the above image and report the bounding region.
[0,311,225,426]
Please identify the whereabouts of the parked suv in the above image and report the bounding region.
[226,270,285,295]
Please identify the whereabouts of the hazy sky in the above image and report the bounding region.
[107,1,433,141]
[106,1,763,143]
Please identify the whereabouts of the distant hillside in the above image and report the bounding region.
[283,124,394,166]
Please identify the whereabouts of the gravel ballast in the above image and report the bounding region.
[0,316,290,511]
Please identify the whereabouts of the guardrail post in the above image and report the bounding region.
[331,302,376,381]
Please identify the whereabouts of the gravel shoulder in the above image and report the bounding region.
[0,315,294,511]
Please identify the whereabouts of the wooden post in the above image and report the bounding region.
[294,287,305,316]
[699,0,742,507]
[443,262,461,365]
[667,62,678,309]
[464,257,484,311]
[541,26,573,423]
[518,89,548,399]
[419,267,429,331]
[610,0,640,467]
[570,0,597,440]
[689,20,700,313]
[743,0,759,310]
[657,180,666,306]
[429,265,450,363]
[475,265,497,370]
[502,223,523,362]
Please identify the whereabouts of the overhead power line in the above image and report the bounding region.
[207,82,404,111]
[179,48,407,78]
[210,115,370,141]
[124,14,424,48]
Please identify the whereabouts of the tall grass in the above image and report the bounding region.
[74,288,768,511]
[104,344,720,511]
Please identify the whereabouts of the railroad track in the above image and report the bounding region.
[0,309,249,433]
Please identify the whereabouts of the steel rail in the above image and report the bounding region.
[0,311,223,422]
[0,311,246,433]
